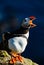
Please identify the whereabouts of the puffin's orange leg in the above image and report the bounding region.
[17,55,23,62]
[9,52,24,64]
[10,57,17,64]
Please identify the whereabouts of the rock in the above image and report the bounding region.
[22,57,38,65]
[0,50,11,65]
[0,50,38,65]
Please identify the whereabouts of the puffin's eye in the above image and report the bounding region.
[25,19,26,22]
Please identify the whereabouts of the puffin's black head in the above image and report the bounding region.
[22,16,37,28]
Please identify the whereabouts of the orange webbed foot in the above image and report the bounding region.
[9,52,23,64]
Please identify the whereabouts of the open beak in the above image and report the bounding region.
[29,19,37,28]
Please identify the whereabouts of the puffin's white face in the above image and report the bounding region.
[22,17,37,28]
[22,18,30,27]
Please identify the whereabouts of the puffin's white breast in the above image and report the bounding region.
[8,31,29,53]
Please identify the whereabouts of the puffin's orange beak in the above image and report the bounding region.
[29,20,37,28]
[29,16,37,28]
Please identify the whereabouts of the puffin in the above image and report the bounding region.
[2,16,37,64]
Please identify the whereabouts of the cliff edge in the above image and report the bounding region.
[0,50,38,65]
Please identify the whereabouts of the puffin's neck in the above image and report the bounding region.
[20,26,29,34]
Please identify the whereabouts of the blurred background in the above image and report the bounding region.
[0,0,44,65]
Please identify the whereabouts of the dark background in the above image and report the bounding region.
[0,0,44,65]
